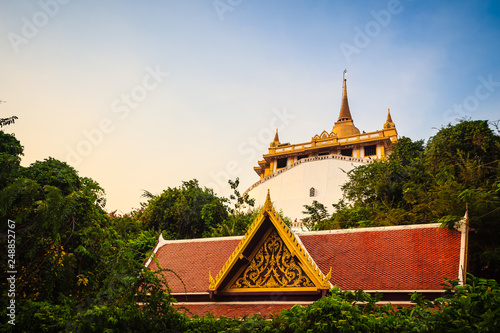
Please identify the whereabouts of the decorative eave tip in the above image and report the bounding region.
[209,270,216,290]
[321,267,333,288]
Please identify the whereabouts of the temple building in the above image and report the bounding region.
[145,74,467,318]
[145,192,467,318]
[244,75,398,223]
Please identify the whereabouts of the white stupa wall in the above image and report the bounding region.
[245,156,369,222]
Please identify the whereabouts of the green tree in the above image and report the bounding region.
[210,178,257,237]
[227,177,255,214]
[140,179,229,239]
[0,131,23,189]
[320,120,500,279]
[22,157,81,196]
[301,200,330,230]
[0,100,18,128]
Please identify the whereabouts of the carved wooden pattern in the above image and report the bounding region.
[231,229,314,289]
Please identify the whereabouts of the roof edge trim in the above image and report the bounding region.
[296,223,443,236]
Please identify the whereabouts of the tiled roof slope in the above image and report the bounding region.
[148,237,242,293]
[147,224,461,294]
[174,302,312,318]
[299,225,461,291]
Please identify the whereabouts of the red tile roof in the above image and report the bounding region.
[148,237,241,293]
[174,302,311,318]
[146,223,462,317]
[148,224,461,293]
[299,226,461,291]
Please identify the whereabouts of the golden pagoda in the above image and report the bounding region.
[253,74,398,179]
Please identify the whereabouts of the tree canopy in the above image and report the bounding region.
[139,179,229,239]
[2,119,500,330]
[311,120,500,279]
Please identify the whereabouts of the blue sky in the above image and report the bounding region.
[1,0,500,214]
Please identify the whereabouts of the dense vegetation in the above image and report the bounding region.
[307,120,500,281]
[0,119,499,331]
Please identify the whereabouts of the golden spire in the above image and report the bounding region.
[384,108,395,129]
[338,76,353,122]
[274,128,280,143]
[332,71,360,137]
[386,108,393,123]
[270,128,280,147]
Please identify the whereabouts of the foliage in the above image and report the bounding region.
[316,120,500,279]
[210,208,260,237]
[21,157,82,196]
[0,130,23,156]
[301,200,330,230]
[0,115,17,128]
[109,209,146,239]
[139,179,229,239]
[4,266,188,332]
[0,100,18,128]
[209,178,258,237]
[188,275,500,332]
[2,120,500,330]
[227,177,255,214]
[0,131,23,191]
[0,130,185,330]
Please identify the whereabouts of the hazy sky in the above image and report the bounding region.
[1,0,500,214]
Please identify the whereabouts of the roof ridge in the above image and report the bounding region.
[296,223,444,236]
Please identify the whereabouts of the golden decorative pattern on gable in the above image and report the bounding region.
[231,229,314,289]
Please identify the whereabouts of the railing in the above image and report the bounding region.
[270,131,384,155]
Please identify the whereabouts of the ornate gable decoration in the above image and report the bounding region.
[209,191,331,295]
[312,130,335,141]
[231,229,315,289]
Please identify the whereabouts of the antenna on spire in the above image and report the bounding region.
[342,69,348,96]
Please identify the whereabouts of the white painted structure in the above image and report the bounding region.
[244,154,372,226]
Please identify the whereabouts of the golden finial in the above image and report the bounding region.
[386,108,393,123]
[270,128,280,147]
[264,189,273,211]
[384,108,395,129]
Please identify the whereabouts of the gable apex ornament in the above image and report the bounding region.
[264,189,273,211]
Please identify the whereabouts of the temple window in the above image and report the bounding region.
[277,158,287,169]
[341,148,352,157]
[310,187,316,197]
[364,145,377,156]
[318,152,329,156]
[298,155,308,160]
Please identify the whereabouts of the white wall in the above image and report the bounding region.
[246,158,366,221]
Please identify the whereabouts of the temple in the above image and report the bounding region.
[145,191,467,318]
[145,73,466,318]
[245,74,398,223]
